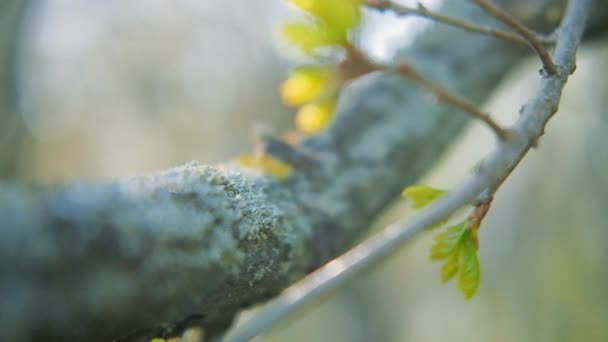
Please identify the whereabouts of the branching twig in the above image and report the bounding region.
[366,0,534,47]
[338,45,509,138]
[392,62,509,139]
[223,0,589,340]
[473,0,559,74]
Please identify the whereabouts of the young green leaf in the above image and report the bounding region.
[457,235,481,299]
[440,252,459,282]
[430,220,482,299]
[429,221,467,259]
[402,184,446,209]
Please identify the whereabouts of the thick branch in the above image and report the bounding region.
[0,0,606,341]
[0,164,320,340]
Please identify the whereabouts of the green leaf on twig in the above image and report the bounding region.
[402,184,446,209]
[430,220,481,299]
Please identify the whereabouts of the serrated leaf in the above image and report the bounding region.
[402,184,446,209]
[430,220,482,299]
[429,235,453,260]
[440,252,460,282]
[457,234,481,299]
[429,221,468,260]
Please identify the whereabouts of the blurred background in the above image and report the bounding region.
[10,0,292,180]
[1,0,607,341]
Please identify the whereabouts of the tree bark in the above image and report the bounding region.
[0,0,607,341]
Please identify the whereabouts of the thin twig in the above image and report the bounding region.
[222,0,589,340]
[393,62,509,139]
[337,45,508,138]
[473,0,559,74]
[365,0,532,47]
[339,45,508,138]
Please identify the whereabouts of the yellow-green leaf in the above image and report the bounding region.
[429,221,467,260]
[317,0,361,37]
[441,252,460,282]
[430,220,482,299]
[289,0,316,12]
[281,67,332,106]
[402,184,446,209]
[282,21,342,55]
[457,235,481,299]
[289,0,362,39]
[238,154,293,181]
[295,99,335,134]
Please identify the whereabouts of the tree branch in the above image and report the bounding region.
[473,0,559,74]
[365,0,539,46]
[0,0,605,341]
[224,0,590,340]
[391,61,508,138]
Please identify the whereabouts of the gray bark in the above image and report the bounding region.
[0,0,607,341]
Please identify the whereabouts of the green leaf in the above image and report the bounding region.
[429,221,467,260]
[457,235,481,299]
[440,252,460,282]
[316,0,361,36]
[289,0,362,38]
[402,184,446,209]
[430,221,482,299]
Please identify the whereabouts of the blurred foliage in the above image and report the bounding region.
[16,0,292,180]
[284,0,361,54]
[402,184,446,209]
[238,153,293,181]
[280,0,363,134]
[281,67,332,106]
[280,66,336,133]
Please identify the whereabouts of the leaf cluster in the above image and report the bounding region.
[430,221,481,299]
[280,0,363,134]
[403,184,481,299]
